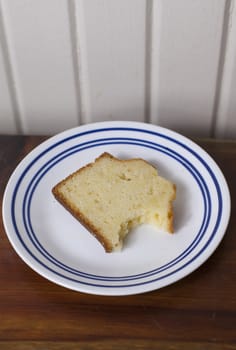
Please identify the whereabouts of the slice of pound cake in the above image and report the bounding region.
[52,152,176,252]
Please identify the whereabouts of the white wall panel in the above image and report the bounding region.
[215,0,236,139]
[150,0,226,137]
[0,0,235,138]
[77,0,147,123]
[2,0,80,135]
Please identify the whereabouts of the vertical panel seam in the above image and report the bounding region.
[67,0,90,125]
[210,0,233,138]
[67,0,82,125]
[144,0,153,124]
[148,0,162,126]
[0,0,23,134]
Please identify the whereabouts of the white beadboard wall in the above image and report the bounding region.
[0,0,235,138]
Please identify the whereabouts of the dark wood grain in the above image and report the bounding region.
[0,135,236,349]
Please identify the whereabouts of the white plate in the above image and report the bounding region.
[3,121,231,295]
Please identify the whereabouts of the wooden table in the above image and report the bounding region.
[0,135,235,350]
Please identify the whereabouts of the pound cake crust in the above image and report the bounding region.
[52,152,176,252]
